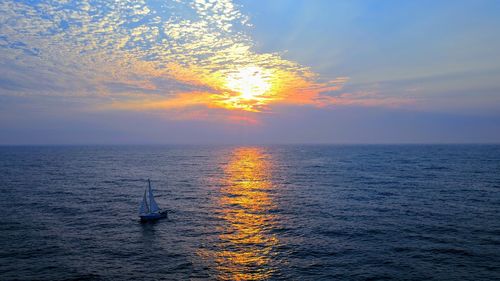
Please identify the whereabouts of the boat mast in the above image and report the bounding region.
[147,178,151,212]
[148,179,160,213]
[140,188,149,214]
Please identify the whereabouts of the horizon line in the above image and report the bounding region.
[1,142,499,146]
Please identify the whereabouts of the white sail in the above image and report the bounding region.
[139,189,149,214]
[148,183,160,213]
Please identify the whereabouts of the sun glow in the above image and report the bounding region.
[220,66,273,111]
[225,66,271,100]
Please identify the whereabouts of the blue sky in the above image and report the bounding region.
[0,0,499,144]
[244,0,500,111]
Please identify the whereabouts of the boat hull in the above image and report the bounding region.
[139,211,168,222]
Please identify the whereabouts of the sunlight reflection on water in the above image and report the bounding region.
[200,147,279,280]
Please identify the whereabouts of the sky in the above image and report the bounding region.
[0,0,499,144]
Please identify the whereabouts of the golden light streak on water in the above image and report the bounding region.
[201,147,279,280]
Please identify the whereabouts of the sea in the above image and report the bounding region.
[0,145,499,280]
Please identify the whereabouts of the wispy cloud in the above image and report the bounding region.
[0,0,349,121]
[323,92,416,107]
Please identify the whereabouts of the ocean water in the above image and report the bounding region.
[0,145,499,280]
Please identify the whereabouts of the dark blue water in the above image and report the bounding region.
[0,145,499,280]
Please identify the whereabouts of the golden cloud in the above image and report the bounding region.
[0,0,348,120]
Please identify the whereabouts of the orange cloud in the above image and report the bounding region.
[1,0,348,121]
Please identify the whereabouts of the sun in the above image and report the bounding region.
[224,66,272,103]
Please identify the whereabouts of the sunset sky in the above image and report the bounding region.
[1,0,499,144]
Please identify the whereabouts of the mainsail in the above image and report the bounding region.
[148,180,160,213]
[139,189,149,214]
[139,179,161,215]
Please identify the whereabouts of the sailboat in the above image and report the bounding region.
[139,179,168,221]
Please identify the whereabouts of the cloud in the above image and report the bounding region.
[323,92,416,107]
[0,0,347,120]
